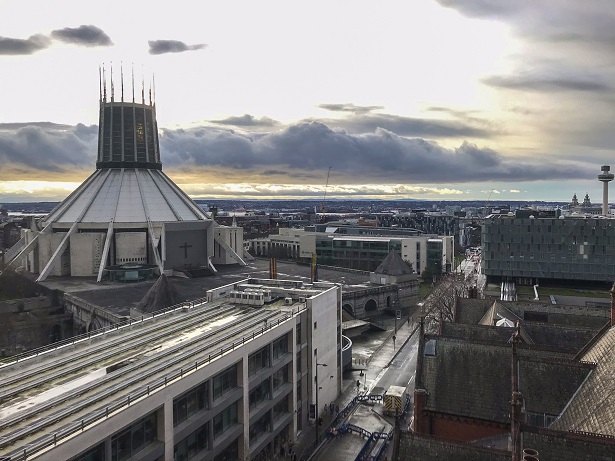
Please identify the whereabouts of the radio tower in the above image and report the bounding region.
[598,165,614,216]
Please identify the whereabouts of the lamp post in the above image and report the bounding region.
[315,362,327,445]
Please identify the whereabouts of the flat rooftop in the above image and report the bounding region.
[36,259,374,317]
[0,281,322,458]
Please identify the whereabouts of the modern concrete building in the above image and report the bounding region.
[248,228,454,275]
[2,71,245,282]
[0,278,342,461]
[482,211,615,285]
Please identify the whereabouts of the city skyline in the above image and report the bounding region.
[1,0,614,202]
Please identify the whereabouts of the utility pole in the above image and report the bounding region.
[511,322,522,461]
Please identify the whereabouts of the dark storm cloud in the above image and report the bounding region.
[0,122,73,131]
[436,0,615,49]
[0,119,594,184]
[318,103,384,114]
[209,114,279,127]
[0,34,50,55]
[50,25,113,47]
[312,113,495,139]
[483,75,611,93]
[160,121,593,183]
[0,124,95,172]
[148,40,207,55]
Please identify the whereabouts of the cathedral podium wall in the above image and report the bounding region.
[70,233,105,276]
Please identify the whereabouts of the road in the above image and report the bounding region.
[310,322,420,461]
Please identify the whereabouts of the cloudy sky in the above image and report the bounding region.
[1,0,614,202]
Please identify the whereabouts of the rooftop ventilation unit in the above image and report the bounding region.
[298,297,306,303]
[284,297,294,305]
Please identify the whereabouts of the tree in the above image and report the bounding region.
[420,274,472,333]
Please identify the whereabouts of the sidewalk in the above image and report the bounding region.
[293,317,417,461]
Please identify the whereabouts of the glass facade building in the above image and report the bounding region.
[482,215,615,284]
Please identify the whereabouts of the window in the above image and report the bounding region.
[249,411,272,443]
[71,444,105,461]
[249,378,271,410]
[273,396,290,420]
[249,346,271,376]
[314,321,317,330]
[273,364,289,392]
[213,401,238,439]
[213,365,237,400]
[111,413,157,461]
[314,348,317,356]
[424,339,436,356]
[214,437,239,461]
[273,335,288,361]
[174,382,208,427]
[174,422,208,461]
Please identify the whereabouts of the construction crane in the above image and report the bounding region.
[485,188,496,214]
[320,166,332,223]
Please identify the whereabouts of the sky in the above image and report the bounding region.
[0,0,614,203]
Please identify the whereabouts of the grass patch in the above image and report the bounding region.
[516,285,609,298]
[419,282,433,300]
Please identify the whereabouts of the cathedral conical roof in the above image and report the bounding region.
[44,168,207,224]
[43,73,209,226]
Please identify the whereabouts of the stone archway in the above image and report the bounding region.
[365,299,378,312]
[342,304,355,317]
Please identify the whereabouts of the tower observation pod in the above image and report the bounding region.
[598,165,614,216]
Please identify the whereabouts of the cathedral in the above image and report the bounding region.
[5,68,245,281]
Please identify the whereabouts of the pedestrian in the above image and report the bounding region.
[330,402,334,413]
[324,404,328,415]
[336,404,340,414]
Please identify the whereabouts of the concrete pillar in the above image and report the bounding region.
[163,399,174,460]
[241,358,250,461]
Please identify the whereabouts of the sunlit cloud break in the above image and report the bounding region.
[179,183,464,199]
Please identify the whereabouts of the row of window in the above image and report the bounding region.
[111,413,157,461]
[174,381,208,427]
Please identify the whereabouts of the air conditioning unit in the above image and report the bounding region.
[298,297,306,303]
[284,297,293,305]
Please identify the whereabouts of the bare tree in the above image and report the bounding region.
[421,274,472,333]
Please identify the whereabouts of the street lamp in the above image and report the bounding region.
[315,362,328,445]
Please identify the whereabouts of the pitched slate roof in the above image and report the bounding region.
[454,298,494,324]
[522,430,615,461]
[420,336,592,423]
[397,432,509,461]
[551,325,615,436]
[374,251,413,276]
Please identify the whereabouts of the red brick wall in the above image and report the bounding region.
[431,415,507,442]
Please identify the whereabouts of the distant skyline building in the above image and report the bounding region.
[482,210,615,286]
[2,68,245,281]
[598,165,614,216]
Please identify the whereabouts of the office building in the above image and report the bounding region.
[0,278,342,461]
[482,211,615,285]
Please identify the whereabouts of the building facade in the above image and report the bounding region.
[0,279,342,461]
[247,228,454,275]
[482,213,615,285]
